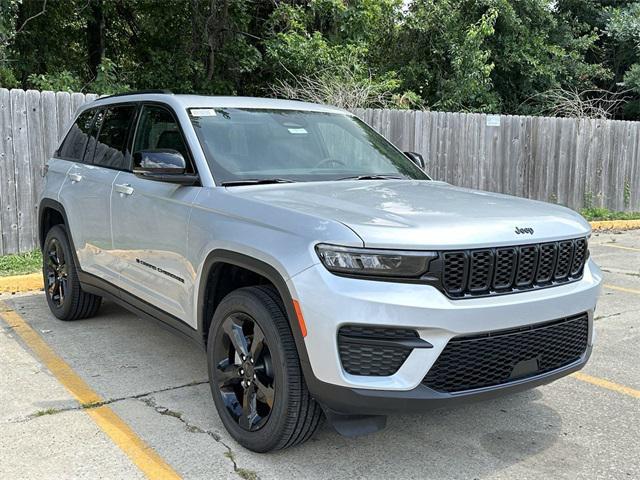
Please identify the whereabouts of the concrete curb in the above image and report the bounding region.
[0,219,638,295]
[590,219,640,232]
[0,273,43,294]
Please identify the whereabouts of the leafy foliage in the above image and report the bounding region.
[0,249,42,277]
[0,0,638,116]
[580,207,640,222]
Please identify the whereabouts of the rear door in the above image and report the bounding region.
[58,104,137,285]
[110,104,200,321]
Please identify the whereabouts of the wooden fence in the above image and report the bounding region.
[0,89,98,255]
[354,108,640,215]
[0,88,638,255]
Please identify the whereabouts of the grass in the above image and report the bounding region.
[580,207,640,222]
[32,407,62,417]
[0,249,42,277]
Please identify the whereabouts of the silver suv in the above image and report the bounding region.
[39,92,602,452]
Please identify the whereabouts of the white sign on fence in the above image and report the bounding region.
[486,115,501,127]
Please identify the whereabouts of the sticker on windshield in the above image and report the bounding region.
[288,128,308,134]
[190,108,217,117]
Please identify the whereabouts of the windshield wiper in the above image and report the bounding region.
[221,178,297,187]
[337,174,405,181]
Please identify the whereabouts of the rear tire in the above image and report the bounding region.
[43,225,102,321]
[207,285,322,452]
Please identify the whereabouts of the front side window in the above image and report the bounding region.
[57,110,95,161]
[92,105,136,170]
[189,108,428,184]
[132,105,192,172]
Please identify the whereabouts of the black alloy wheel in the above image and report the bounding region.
[44,237,68,308]
[42,225,102,321]
[213,312,275,431]
[207,286,322,452]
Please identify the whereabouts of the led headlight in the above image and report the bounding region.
[315,244,436,278]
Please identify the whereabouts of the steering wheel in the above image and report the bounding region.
[314,157,347,169]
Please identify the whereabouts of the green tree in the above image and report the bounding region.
[2,0,639,119]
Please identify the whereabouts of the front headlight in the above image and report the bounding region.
[315,244,436,278]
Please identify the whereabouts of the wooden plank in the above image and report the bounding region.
[10,89,36,252]
[26,90,45,247]
[598,119,612,208]
[56,91,72,140]
[582,119,598,210]
[41,91,59,158]
[556,118,574,207]
[70,92,86,117]
[630,123,640,210]
[0,89,19,254]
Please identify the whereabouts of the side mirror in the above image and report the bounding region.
[133,150,198,185]
[404,151,425,170]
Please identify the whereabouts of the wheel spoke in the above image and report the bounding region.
[47,250,59,267]
[240,384,258,430]
[55,243,65,266]
[58,278,66,303]
[48,278,59,297]
[216,359,242,387]
[224,318,249,358]
[250,327,265,359]
[255,378,274,408]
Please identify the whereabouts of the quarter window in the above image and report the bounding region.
[91,106,137,170]
[56,110,95,161]
[133,105,192,172]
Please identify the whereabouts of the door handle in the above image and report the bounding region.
[115,183,134,196]
[68,172,82,183]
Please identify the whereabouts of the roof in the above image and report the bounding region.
[83,93,350,115]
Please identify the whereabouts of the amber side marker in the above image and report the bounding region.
[292,300,308,337]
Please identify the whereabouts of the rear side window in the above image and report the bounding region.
[91,105,137,170]
[57,110,95,161]
[133,105,193,172]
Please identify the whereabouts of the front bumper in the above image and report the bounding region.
[287,259,602,413]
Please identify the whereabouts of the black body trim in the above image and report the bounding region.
[337,334,432,350]
[310,346,591,415]
[196,250,315,381]
[78,270,204,349]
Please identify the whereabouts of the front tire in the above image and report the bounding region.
[42,225,102,321]
[207,285,322,452]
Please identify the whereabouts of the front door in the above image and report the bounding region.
[110,104,200,322]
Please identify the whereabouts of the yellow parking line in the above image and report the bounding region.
[600,244,640,253]
[0,302,181,480]
[572,372,640,400]
[604,284,640,295]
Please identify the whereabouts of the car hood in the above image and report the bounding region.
[227,180,591,249]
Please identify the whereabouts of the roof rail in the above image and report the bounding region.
[98,89,173,100]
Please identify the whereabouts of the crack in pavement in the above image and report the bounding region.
[594,312,622,321]
[601,268,640,278]
[138,396,259,480]
[10,380,209,423]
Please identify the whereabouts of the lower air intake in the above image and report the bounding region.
[423,313,589,393]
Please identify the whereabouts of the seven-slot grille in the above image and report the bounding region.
[422,313,589,393]
[441,238,588,297]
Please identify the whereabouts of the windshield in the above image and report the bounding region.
[188,108,429,184]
